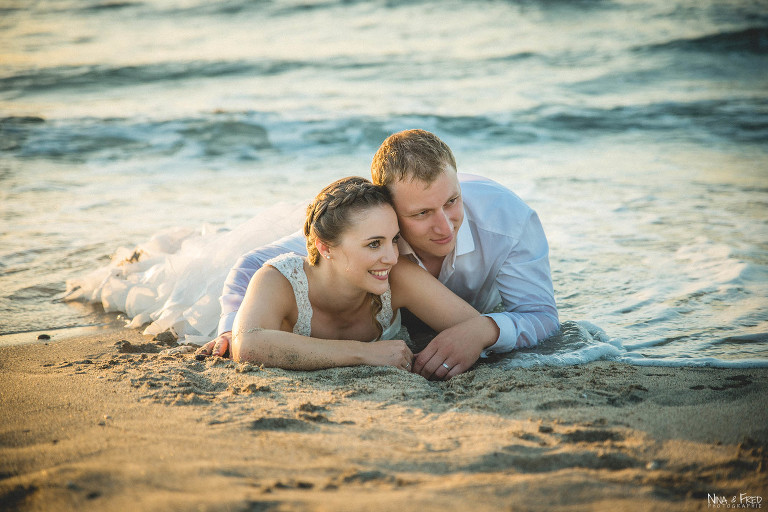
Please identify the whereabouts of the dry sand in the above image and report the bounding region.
[1,327,766,511]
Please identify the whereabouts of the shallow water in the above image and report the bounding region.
[1,0,767,366]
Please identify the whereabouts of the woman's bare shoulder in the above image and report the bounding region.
[246,263,294,299]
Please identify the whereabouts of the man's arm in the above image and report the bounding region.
[217,230,307,335]
[413,210,558,379]
[482,210,559,356]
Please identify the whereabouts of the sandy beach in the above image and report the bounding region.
[1,327,766,512]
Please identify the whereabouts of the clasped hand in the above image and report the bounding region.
[411,316,499,381]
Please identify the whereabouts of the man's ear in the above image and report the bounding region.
[315,239,332,260]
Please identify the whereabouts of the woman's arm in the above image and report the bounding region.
[231,266,412,371]
[389,258,480,331]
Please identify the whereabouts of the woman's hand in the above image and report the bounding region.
[195,331,232,359]
[363,339,414,371]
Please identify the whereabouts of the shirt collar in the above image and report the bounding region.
[455,212,474,256]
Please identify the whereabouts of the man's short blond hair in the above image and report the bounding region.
[370,129,457,187]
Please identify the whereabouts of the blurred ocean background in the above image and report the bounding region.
[1,0,767,367]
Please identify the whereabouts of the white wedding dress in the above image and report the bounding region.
[64,201,409,345]
[64,201,308,344]
[265,253,406,341]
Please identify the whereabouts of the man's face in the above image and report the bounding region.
[388,167,463,263]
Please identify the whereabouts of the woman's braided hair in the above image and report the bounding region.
[303,176,394,339]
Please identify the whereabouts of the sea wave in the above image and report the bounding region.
[0,60,305,95]
[3,97,766,161]
[639,26,768,55]
[70,0,617,19]
[79,1,143,12]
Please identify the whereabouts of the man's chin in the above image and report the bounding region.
[424,241,456,259]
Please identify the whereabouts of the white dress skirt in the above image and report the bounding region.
[64,201,308,344]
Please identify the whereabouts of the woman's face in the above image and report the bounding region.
[331,203,400,295]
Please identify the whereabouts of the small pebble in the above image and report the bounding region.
[37,334,51,340]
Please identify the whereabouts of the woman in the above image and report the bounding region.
[197,177,479,372]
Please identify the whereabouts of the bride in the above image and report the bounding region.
[198,176,479,372]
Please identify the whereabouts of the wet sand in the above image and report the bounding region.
[1,328,766,511]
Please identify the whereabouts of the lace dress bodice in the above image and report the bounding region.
[266,253,403,341]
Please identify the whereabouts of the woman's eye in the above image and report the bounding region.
[368,240,381,249]
[393,235,400,244]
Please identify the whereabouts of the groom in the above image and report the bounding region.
[209,129,559,379]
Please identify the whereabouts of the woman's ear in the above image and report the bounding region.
[315,239,332,260]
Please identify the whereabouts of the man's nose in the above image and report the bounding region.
[433,209,452,234]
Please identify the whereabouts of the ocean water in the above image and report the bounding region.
[1,0,767,368]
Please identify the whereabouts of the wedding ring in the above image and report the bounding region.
[442,362,451,370]
[405,363,411,369]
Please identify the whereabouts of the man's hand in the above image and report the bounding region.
[412,316,499,380]
[195,331,232,359]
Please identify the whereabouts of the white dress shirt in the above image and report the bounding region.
[218,173,559,356]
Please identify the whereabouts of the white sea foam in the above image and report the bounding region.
[498,321,768,370]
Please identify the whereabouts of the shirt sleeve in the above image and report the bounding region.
[217,230,307,335]
[481,210,559,356]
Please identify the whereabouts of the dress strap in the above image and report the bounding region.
[264,253,313,336]
[264,253,397,342]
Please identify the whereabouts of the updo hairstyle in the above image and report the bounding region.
[304,176,393,264]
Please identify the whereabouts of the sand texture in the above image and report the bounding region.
[1,328,766,511]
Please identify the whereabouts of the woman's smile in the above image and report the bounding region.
[368,269,390,280]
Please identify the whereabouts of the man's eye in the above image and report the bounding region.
[446,197,457,206]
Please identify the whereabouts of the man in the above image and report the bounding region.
[202,129,559,380]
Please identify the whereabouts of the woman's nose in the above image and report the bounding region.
[382,242,398,264]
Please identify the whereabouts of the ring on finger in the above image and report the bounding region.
[442,362,451,370]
